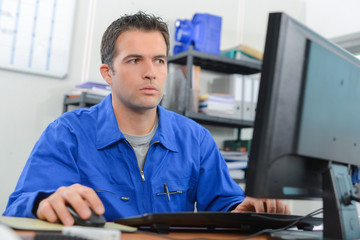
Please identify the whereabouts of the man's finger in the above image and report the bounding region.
[37,199,58,223]
[57,185,92,220]
[265,199,277,213]
[285,203,291,214]
[77,185,105,215]
[48,193,74,226]
[275,199,285,214]
[59,184,104,218]
[253,198,266,213]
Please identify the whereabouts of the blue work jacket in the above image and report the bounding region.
[3,95,245,221]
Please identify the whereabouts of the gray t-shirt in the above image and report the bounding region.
[123,116,158,170]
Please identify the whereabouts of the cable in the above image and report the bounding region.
[250,208,323,222]
[342,193,360,205]
[350,195,360,202]
[236,208,324,240]
[135,209,324,240]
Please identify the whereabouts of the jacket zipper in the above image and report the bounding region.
[126,140,159,182]
[141,141,160,181]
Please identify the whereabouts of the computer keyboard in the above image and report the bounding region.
[114,211,322,233]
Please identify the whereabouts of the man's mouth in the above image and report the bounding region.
[140,86,158,95]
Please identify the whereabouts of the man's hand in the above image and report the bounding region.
[36,184,105,225]
[232,197,291,214]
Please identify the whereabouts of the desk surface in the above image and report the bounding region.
[17,230,271,240]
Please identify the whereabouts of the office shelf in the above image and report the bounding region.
[184,111,254,128]
[167,48,261,130]
[63,92,104,113]
[167,48,261,75]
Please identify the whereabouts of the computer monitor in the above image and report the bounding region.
[245,12,360,239]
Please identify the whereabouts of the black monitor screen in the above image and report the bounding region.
[245,12,360,239]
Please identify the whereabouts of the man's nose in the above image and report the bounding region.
[143,60,156,80]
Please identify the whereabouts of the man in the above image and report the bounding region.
[3,12,289,225]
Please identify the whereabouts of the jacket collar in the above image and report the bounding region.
[96,94,178,152]
[151,105,179,152]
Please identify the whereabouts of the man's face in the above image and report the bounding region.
[107,30,167,112]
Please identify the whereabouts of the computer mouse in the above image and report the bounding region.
[66,204,106,227]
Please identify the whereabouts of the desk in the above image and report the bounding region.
[16,230,271,240]
[3,216,270,240]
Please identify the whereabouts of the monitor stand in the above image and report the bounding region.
[322,163,360,239]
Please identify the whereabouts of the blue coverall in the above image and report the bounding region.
[3,94,245,221]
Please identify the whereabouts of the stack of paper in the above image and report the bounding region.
[68,82,111,98]
[0,216,137,232]
[220,150,248,180]
[198,93,235,117]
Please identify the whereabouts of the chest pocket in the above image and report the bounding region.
[151,177,196,213]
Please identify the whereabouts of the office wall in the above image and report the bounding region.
[304,0,360,39]
[0,0,92,212]
[0,0,358,215]
[241,0,360,52]
[241,0,306,51]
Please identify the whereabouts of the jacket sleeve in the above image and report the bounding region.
[196,128,246,212]
[3,119,80,218]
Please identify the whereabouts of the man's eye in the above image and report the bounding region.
[128,59,138,64]
[156,59,166,64]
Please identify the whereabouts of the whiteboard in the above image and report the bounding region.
[0,0,76,79]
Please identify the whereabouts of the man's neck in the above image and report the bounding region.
[112,99,158,136]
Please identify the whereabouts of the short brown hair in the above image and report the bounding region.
[100,11,170,71]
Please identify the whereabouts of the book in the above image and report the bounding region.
[199,100,234,112]
[226,161,248,169]
[199,93,235,116]
[229,169,245,180]
[69,82,111,97]
[220,150,248,162]
[199,93,234,102]
[220,150,248,180]
[75,82,110,90]
[221,44,263,61]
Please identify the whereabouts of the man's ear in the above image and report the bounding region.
[100,64,113,85]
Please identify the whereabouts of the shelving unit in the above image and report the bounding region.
[167,48,262,130]
[167,48,261,74]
